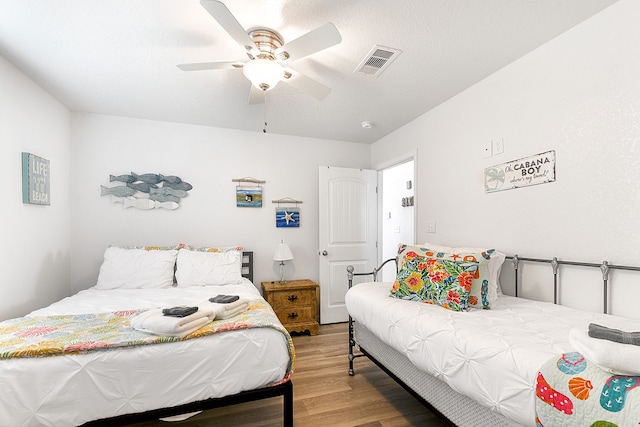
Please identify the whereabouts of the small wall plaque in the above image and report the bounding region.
[233,177,265,208]
[485,150,556,193]
[276,207,300,227]
[22,152,50,205]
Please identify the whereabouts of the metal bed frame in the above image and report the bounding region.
[83,381,293,427]
[346,258,396,377]
[82,251,294,427]
[346,253,640,426]
[508,254,640,314]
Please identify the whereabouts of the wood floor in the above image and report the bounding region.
[131,323,449,427]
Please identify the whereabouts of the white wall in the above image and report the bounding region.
[69,113,370,294]
[371,0,640,318]
[0,55,71,320]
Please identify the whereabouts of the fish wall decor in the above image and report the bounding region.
[102,172,192,210]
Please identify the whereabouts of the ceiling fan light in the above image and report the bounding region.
[243,59,283,91]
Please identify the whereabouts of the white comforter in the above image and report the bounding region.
[345,281,640,427]
[0,280,291,427]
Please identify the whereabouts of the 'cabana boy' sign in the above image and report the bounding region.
[484,150,555,193]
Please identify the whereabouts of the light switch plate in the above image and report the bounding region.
[482,142,492,158]
[492,138,504,154]
[425,220,436,233]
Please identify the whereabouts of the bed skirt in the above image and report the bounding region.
[352,322,521,427]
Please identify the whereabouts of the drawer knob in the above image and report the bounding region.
[287,295,298,302]
[288,312,299,319]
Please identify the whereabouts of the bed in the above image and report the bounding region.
[0,246,294,427]
[346,243,640,427]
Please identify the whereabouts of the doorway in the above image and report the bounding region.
[380,160,415,282]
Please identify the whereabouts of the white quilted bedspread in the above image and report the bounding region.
[345,282,640,427]
[1,280,291,427]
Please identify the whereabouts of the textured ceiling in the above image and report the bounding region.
[0,0,618,144]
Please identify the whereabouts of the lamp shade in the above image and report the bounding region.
[273,240,294,262]
[243,58,284,91]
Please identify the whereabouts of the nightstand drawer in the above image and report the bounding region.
[274,306,314,323]
[271,291,312,307]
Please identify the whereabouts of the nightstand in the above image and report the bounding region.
[261,279,319,335]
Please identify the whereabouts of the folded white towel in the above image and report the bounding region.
[202,297,250,320]
[131,308,215,338]
[215,302,249,319]
[569,327,640,375]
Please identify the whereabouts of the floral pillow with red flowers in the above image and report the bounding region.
[390,251,478,312]
[396,244,499,310]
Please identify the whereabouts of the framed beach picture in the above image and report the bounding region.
[276,207,300,227]
[236,187,263,207]
[22,152,50,205]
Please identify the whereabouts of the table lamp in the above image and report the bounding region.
[273,239,294,284]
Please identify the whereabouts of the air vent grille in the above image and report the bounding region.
[355,45,402,77]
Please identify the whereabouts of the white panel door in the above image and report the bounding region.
[319,166,377,324]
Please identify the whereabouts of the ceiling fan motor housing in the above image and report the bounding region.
[247,28,284,60]
[242,29,287,91]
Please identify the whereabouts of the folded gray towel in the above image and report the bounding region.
[588,323,640,346]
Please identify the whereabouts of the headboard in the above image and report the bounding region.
[242,251,254,283]
[506,254,640,315]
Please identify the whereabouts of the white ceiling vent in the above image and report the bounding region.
[355,45,402,77]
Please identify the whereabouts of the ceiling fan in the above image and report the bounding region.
[177,0,342,104]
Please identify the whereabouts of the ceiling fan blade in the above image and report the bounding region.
[282,68,331,100]
[200,0,258,54]
[248,85,265,105]
[177,61,243,71]
[275,23,342,63]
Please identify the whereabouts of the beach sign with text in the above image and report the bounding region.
[22,152,50,205]
[484,150,555,193]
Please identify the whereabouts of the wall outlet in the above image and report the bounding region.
[425,220,436,233]
[492,138,504,154]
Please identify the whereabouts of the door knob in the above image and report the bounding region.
[322,250,328,256]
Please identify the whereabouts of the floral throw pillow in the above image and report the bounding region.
[397,244,497,309]
[390,252,478,312]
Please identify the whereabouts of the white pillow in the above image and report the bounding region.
[175,249,243,287]
[96,247,178,289]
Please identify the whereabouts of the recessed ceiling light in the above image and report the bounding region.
[361,121,373,129]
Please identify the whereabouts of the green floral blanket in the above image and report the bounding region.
[0,300,294,382]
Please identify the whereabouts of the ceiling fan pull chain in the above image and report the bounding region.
[263,93,268,133]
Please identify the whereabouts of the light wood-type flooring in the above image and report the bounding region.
[131,323,449,427]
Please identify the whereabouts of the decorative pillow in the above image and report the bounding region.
[181,244,243,253]
[95,246,178,289]
[390,251,478,312]
[421,242,455,254]
[454,245,506,297]
[422,242,506,304]
[401,244,498,309]
[175,248,243,286]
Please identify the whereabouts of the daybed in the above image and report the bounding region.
[0,246,294,427]
[346,243,640,427]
